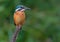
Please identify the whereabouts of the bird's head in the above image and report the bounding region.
[15,5,30,12]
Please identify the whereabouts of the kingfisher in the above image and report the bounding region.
[11,5,30,42]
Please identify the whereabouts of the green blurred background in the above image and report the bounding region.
[0,0,60,42]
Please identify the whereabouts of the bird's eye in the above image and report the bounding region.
[18,8,22,11]
[21,7,24,9]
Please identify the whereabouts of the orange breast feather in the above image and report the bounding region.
[14,11,25,25]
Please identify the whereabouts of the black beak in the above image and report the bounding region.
[26,8,30,10]
[24,6,31,10]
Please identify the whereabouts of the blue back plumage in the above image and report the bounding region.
[16,5,24,9]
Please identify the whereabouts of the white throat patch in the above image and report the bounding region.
[15,8,25,12]
[15,8,21,11]
[20,9,25,11]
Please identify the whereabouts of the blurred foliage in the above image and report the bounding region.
[0,0,60,42]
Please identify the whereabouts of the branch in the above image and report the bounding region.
[11,26,21,42]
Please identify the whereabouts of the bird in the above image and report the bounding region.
[11,5,30,42]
